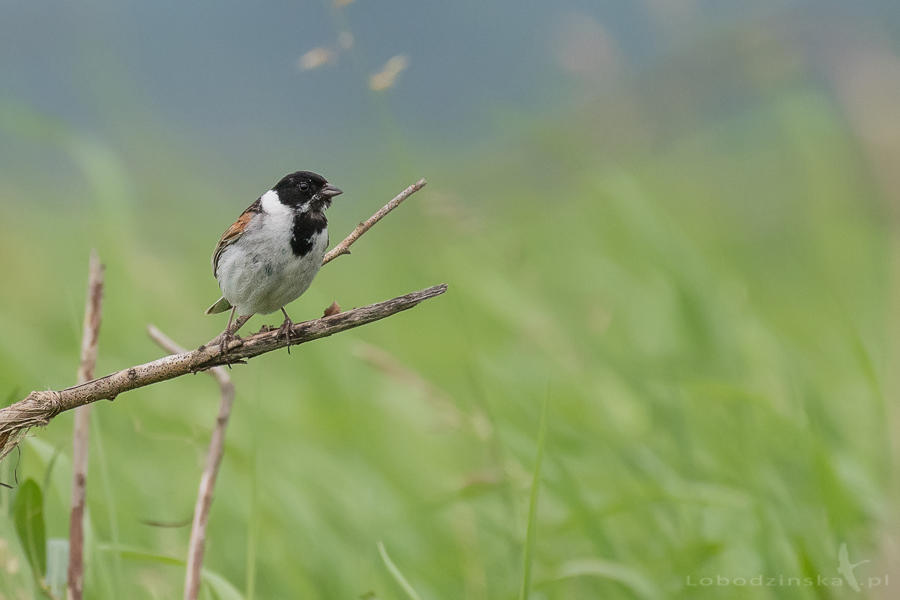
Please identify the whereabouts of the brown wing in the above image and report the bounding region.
[212,198,261,277]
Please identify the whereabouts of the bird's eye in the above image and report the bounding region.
[299,182,309,192]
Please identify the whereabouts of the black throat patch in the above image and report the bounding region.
[290,211,328,257]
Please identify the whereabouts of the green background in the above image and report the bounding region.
[1,1,898,598]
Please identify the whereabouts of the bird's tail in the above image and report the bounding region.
[205,296,232,315]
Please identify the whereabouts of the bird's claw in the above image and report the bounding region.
[276,317,295,354]
[217,331,241,359]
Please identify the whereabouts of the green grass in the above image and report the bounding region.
[520,388,550,600]
[0,81,894,599]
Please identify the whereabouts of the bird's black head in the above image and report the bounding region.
[273,171,342,211]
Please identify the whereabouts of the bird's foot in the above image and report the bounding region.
[276,313,295,354]
[217,330,241,360]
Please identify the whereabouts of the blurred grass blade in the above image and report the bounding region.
[520,390,551,600]
[23,437,73,508]
[377,541,423,600]
[13,478,47,578]
[556,558,660,600]
[97,543,185,566]
[202,569,248,600]
[92,409,124,595]
[246,401,260,600]
[0,101,69,143]
[45,538,70,597]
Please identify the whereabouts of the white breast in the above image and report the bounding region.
[216,194,328,316]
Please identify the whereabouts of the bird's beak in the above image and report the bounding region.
[321,184,343,198]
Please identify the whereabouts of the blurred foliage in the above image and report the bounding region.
[0,12,897,600]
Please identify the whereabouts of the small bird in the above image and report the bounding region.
[206,171,343,346]
[837,543,869,592]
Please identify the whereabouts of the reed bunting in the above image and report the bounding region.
[206,171,342,344]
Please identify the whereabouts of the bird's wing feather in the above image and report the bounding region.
[212,198,262,277]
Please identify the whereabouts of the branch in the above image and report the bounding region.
[0,284,447,460]
[323,178,426,264]
[146,326,234,600]
[67,250,104,600]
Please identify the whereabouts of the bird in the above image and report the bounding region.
[206,171,343,349]
[837,543,868,592]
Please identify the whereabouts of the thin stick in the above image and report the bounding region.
[0,284,447,460]
[323,179,426,265]
[67,250,105,600]
[147,326,234,600]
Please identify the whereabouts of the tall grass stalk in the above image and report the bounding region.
[378,541,424,600]
[90,409,124,597]
[520,388,551,600]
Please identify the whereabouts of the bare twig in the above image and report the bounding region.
[67,250,104,600]
[0,284,446,459]
[146,326,234,600]
[323,179,427,264]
